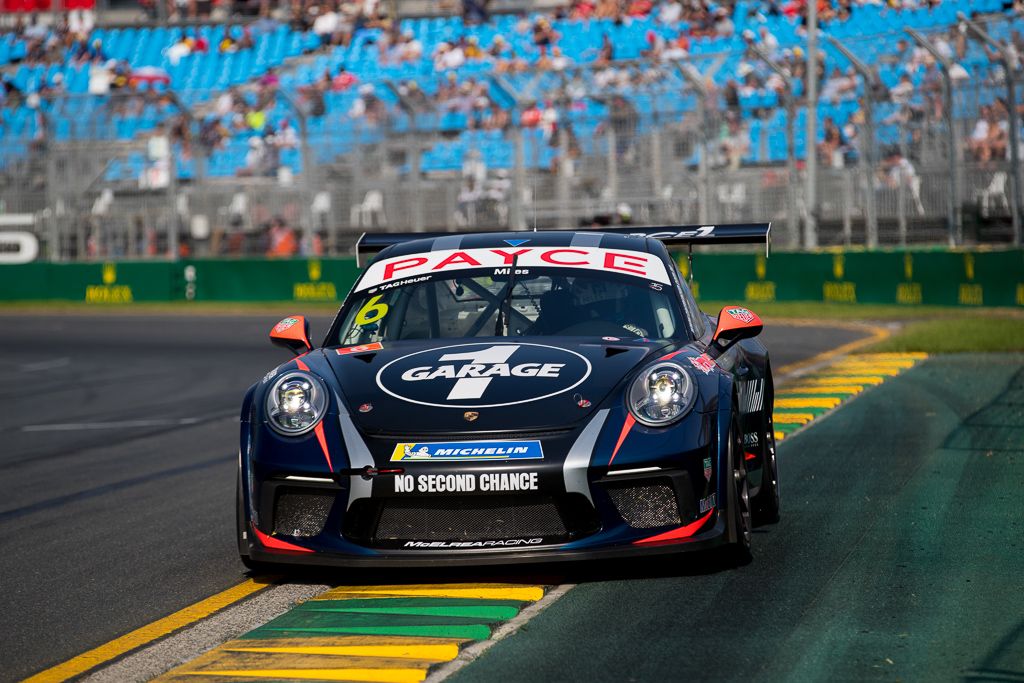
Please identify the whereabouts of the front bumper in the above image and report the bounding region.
[246,511,729,568]
[241,396,732,568]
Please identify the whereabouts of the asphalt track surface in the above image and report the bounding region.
[0,314,866,681]
[455,354,1024,682]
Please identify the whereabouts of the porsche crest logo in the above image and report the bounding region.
[464,411,480,422]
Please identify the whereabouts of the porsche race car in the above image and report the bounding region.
[238,224,779,569]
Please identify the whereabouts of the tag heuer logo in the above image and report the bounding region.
[726,307,755,324]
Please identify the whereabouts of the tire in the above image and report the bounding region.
[724,417,753,566]
[751,380,781,526]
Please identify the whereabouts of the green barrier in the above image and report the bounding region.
[187,258,361,303]
[678,248,1024,307]
[0,250,1021,307]
[0,261,179,302]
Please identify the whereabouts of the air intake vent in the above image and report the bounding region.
[273,490,335,537]
[373,496,569,542]
[606,482,681,529]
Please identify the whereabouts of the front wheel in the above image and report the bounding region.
[724,420,752,565]
[751,382,781,526]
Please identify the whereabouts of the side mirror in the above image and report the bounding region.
[270,315,313,356]
[709,306,763,358]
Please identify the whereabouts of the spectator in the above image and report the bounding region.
[889,73,914,104]
[241,136,267,176]
[818,116,847,168]
[658,0,683,24]
[719,114,749,169]
[572,1,597,19]
[398,30,423,62]
[266,216,298,257]
[820,66,857,102]
[199,115,228,152]
[483,103,510,130]
[596,33,615,66]
[643,30,665,61]
[594,0,619,19]
[434,42,466,71]
[332,66,359,90]
[608,95,639,162]
[166,35,194,66]
[520,100,542,127]
[465,36,485,60]
[488,35,510,60]
[313,5,341,46]
[349,83,387,124]
[663,33,689,61]
[878,147,918,190]
[713,8,735,38]
[275,118,299,148]
[399,80,432,111]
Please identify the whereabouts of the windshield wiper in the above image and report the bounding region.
[494,254,519,337]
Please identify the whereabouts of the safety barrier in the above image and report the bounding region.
[0,250,1021,307]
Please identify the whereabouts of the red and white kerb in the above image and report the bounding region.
[356,247,672,292]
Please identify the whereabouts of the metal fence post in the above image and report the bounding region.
[907,27,962,245]
[606,124,619,201]
[557,123,570,220]
[411,143,424,232]
[511,126,526,230]
[276,88,317,250]
[805,0,819,248]
[897,116,909,246]
[752,45,800,247]
[963,15,1023,246]
[828,37,879,247]
[676,63,712,224]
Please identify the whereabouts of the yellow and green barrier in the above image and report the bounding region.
[0,249,1021,306]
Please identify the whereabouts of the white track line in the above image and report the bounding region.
[23,418,205,432]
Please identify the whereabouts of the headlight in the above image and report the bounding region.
[627,361,696,427]
[266,371,327,435]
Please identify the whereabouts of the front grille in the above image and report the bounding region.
[273,490,335,537]
[372,496,569,542]
[606,481,681,529]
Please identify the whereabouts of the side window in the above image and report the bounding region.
[680,281,706,339]
[670,256,705,339]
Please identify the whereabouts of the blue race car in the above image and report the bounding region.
[237,224,779,569]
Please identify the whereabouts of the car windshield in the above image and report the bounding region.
[332,267,688,345]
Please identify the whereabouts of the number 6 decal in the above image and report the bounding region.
[356,295,389,326]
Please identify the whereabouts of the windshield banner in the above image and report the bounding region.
[356,247,672,292]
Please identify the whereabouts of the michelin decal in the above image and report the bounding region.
[391,440,544,462]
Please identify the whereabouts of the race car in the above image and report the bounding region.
[237,224,779,569]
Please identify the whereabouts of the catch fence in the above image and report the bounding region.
[2,15,1022,261]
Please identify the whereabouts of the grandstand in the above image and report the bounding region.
[1,0,1022,257]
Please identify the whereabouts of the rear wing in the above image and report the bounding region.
[355,223,771,266]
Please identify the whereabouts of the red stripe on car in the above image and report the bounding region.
[313,421,334,471]
[251,524,315,553]
[633,509,715,545]
[607,414,636,466]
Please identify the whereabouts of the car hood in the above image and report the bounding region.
[324,337,676,435]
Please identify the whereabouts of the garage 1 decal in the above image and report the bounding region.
[375,342,592,408]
